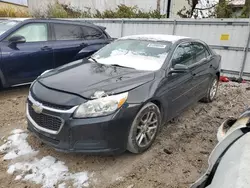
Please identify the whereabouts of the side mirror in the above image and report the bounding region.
[8,35,26,46]
[169,64,189,74]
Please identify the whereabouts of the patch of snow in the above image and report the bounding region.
[120,34,188,43]
[91,91,108,99]
[97,51,168,71]
[11,129,25,134]
[58,183,66,188]
[115,176,124,182]
[15,175,22,180]
[70,172,89,187]
[8,157,89,188]
[127,184,134,188]
[0,129,90,188]
[0,130,38,160]
[8,156,68,187]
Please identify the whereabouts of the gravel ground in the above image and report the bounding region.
[0,82,250,188]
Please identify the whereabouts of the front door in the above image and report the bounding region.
[164,42,196,119]
[0,23,54,85]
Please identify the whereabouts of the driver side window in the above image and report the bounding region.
[172,43,195,67]
[7,23,48,42]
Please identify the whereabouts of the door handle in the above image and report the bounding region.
[41,46,52,51]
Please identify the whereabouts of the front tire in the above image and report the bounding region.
[201,77,219,103]
[127,102,161,154]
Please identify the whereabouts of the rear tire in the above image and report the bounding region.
[127,102,161,154]
[200,77,219,103]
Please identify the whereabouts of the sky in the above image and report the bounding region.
[3,0,27,5]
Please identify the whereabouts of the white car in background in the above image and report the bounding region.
[191,108,250,188]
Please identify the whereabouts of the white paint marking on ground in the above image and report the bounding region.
[0,129,89,188]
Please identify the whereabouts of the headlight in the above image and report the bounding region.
[73,92,128,118]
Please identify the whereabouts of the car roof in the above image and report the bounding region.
[120,34,190,43]
[27,18,99,26]
[4,18,105,29]
[0,18,28,22]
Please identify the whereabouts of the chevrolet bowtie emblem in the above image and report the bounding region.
[32,102,43,114]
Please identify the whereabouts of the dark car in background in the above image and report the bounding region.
[0,19,112,88]
[27,34,221,154]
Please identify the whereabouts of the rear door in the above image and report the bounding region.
[50,23,86,67]
[75,25,109,60]
[0,22,54,85]
[50,23,109,68]
[164,42,196,119]
[189,42,213,101]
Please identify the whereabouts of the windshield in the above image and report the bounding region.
[0,20,19,36]
[92,39,172,71]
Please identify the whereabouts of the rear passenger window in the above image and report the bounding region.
[192,43,210,62]
[53,24,83,40]
[82,26,104,40]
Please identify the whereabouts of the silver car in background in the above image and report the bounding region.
[191,108,250,188]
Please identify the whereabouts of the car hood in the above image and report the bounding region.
[38,59,155,99]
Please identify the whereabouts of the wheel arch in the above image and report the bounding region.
[216,71,220,80]
[148,99,165,122]
[150,100,162,113]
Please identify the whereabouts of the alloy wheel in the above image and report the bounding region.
[136,111,159,147]
[210,79,218,100]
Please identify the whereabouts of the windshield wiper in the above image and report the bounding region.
[88,58,135,69]
[109,64,135,69]
[88,57,98,63]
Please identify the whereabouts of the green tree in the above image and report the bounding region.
[241,0,250,18]
[215,0,233,18]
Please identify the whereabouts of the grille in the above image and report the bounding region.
[28,104,63,132]
[30,94,73,110]
[41,102,72,110]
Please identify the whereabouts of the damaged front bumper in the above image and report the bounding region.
[27,95,141,154]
